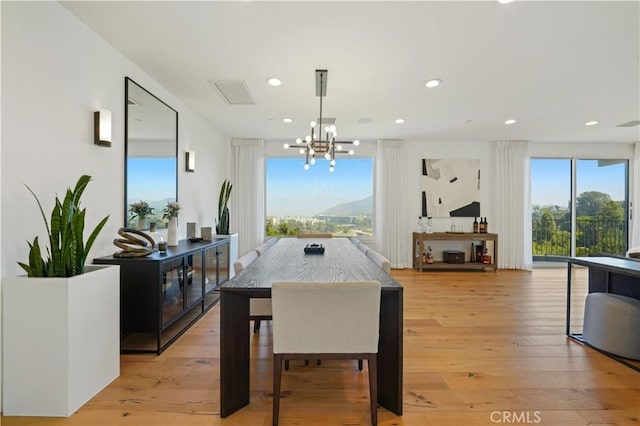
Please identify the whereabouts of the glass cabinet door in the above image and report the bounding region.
[161,257,185,327]
[186,253,204,308]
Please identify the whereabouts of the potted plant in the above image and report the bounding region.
[3,175,120,417]
[163,201,180,246]
[216,179,232,235]
[215,179,238,276]
[129,200,154,230]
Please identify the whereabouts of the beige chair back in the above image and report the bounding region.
[271,281,381,354]
[265,237,279,247]
[255,242,272,256]
[366,250,391,274]
[356,242,370,255]
[233,250,259,275]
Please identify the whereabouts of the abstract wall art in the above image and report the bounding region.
[421,158,480,217]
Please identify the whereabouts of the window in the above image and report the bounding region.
[531,158,628,260]
[265,158,374,237]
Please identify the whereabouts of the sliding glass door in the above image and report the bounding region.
[531,158,628,261]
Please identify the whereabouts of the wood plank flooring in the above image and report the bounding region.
[2,268,639,425]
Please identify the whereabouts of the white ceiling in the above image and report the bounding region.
[61,1,640,144]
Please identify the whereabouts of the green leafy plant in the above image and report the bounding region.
[129,200,154,221]
[216,179,232,235]
[162,201,180,221]
[18,175,109,277]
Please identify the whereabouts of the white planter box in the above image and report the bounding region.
[228,233,238,279]
[218,233,239,279]
[2,265,120,417]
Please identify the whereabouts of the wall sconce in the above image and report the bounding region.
[185,150,196,172]
[94,109,112,147]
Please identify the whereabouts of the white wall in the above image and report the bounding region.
[0,2,230,412]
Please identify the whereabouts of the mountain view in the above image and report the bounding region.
[317,195,373,216]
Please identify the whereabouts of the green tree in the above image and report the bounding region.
[598,200,624,222]
[576,191,612,217]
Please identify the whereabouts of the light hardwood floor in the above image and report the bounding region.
[2,268,639,425]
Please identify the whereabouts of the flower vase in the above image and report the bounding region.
[167,218,178,246]
[137,217,147,230]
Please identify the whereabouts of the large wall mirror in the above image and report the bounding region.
[125,77,178,229]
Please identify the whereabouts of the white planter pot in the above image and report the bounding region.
[218,233,239,278]
[167,217,178,246]
[2,265,120,417]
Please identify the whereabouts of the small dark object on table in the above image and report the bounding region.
[304,243,325,255]
[189,237,203,242]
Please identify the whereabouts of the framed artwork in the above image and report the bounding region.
[421,158,480,217]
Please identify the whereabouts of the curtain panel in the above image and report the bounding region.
[231,139,265,256]
[492,141,533,270]
[375,140,410,268]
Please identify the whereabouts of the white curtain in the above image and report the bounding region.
[493,141,532,270]
[375,140,410,268]
[231,139,265,256]
[631,142,640,249]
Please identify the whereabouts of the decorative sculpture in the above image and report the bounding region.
[113,228,155,258]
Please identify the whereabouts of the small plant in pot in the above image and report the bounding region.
[216,179,232,235]
[18,174,109,277]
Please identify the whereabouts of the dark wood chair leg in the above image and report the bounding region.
[284,359,289,371]
[316,360,321,366]
[273,354,283,426]
[253,319,261,333]
[368,354,378,426]
[304,360,309,366]
[358,359,363,371]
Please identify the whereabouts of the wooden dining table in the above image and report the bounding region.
[219,237,403,418]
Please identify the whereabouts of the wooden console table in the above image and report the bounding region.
[413,232,498,272]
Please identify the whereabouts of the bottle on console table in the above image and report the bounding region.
[473,217,479,233]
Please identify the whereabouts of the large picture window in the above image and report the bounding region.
[266,158,374,237]
[531,158,628,260]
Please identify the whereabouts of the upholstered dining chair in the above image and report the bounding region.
[265,237,279,247]
[296,232,332,238]
[255,241,273,256]
[366,249,391,274]
[356,242,370,255]
[271,281,381,426]
[234,250,272,332]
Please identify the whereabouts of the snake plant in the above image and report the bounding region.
[18,175,109,277]
[216,179,232,235]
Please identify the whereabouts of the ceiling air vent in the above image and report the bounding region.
[616,120,640,127]
[316,117,336,125]
[208,80,255,105]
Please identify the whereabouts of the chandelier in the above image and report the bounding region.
[283,69,359,172]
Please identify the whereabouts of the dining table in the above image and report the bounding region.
[219,237,403,418]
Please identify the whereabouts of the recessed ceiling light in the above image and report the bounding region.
[425,79,441,88]
[498,0,514,4]
[267,77,282,86]
[358,117,373,124]
[585,120,599,126]
[282,118,292,124]
[395,118,405,124]
[505,119,516,125]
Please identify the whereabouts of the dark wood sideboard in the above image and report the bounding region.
[94,237,230,354]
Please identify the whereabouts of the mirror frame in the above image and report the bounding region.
[124,77,179,227]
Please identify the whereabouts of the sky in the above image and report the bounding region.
[266,157,373,217]
[531,159,626,207]
[127,157,177,202]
